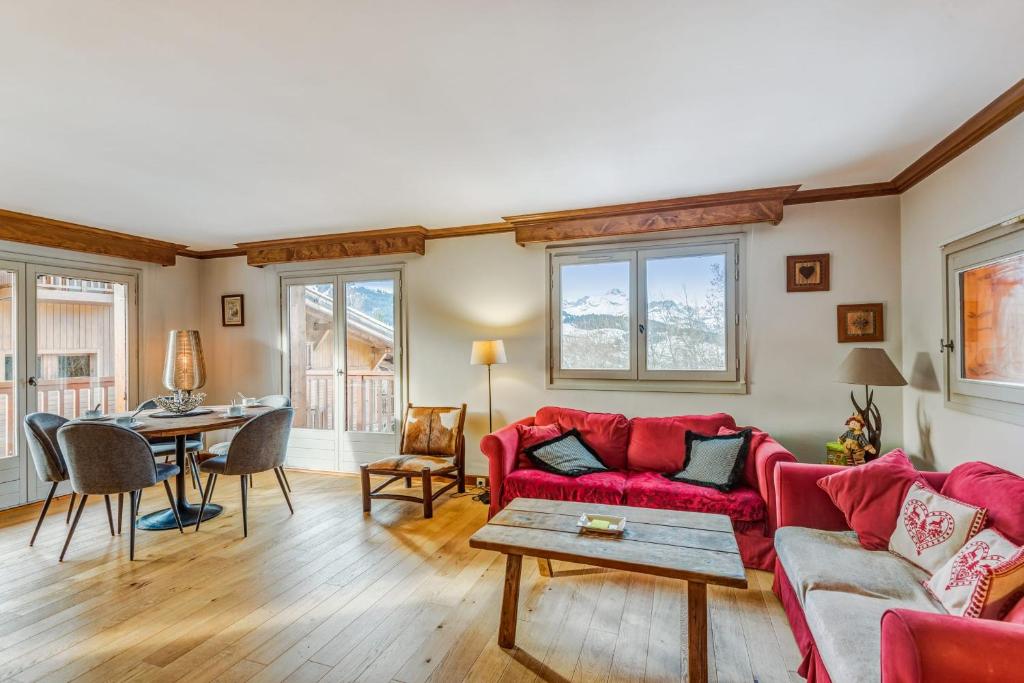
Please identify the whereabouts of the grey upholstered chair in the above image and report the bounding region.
[195,407,294,537]
[207,394,292,492]
[57,422,183,561]
[23,413,117,546]
[138,399,205,493]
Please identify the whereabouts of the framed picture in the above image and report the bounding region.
[837,303,883,342]
[221,294,245,327]
[787,253,830,292]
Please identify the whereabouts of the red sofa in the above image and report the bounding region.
[480,406,796,570]
[773,461,1024,683]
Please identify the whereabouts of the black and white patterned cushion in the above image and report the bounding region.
[664,429,751,491]
[524,429,609,477]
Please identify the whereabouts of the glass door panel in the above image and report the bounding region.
[344,278,396,433]
[0,267,22,509]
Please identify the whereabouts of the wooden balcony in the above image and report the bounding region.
[0,376,117,457]
[300,369,395,433]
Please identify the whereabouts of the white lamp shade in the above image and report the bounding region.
[837,347,906,387]
[470,340,507,366]
[163,330,207,391]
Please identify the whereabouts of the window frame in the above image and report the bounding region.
[547,233,746,393]
[943,213,1024,424]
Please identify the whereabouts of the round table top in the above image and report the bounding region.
[131,405,276,438]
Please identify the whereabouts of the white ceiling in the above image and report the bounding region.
[1,2,1021,249]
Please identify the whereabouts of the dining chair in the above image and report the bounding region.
[57,422,183,561]
[195,407,294,537]
[208,395,292,491]
[138,398,205,493]
[23,413,117,546]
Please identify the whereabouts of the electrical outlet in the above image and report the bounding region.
[475,477,487,488]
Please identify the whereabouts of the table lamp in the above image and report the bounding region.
[471,340,507,433]
[159,330,207,413]
[836,347,906,455]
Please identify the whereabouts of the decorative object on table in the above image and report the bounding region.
[360,403,466,519]
[837,303,884,342]
[786,253,830,292]
[577,512,626,535]
[159,330,207,414]
[824,440,847,465]
[836,414,875,466]
[837,347,907,458]
[470,339,507,433]
[221,294,244,326]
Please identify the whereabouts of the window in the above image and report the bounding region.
[944,214,1024,422]
[36,353,95,380]
[549,236,744,391]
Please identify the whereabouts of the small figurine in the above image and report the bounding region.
[838,414,876,466]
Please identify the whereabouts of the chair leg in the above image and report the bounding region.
[117,493,123,535]
[66,491,76,523]
[273,467,294,514]
[278,466,291,492]
[30,481,58,546]
[405,476,411,488]
[360,465,371,513]
[104,495,115,536]
[129,490,138,561]
[195,473,216,532]
[422,468,433,519]
[240,475,249,538]
[163,480,184,533]
[189,452,203,496]
[458,463,466,494]
[60,493,88,562]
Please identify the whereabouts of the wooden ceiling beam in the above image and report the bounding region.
[235,226,427,266]
[506,185,800,245]
[0,208,185,266]
[785,181,898,205]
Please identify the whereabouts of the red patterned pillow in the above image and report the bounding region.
[515,424,562,469]
[925,529,1024,619]
[889,482,987,573]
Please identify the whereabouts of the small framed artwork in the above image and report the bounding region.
[837,303,883,343]
[221,294,245,327]
[787,254,830,292]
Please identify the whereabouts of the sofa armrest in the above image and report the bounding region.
[479,417,534,518]
[881,609,1024,683]
[751,435,796,534]
[774,461,850,532]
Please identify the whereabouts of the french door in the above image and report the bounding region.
[0,260,137,509]
[281,269,402,472]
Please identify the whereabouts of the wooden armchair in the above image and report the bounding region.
[360,403,466,518]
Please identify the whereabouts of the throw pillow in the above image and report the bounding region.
[515,424,563,469]
[817,449,927,550]
[717,426,769,489]
[663,429,752,492]
[925,529,1024,619]
[941,461,1024,545]
[889,482,987,573]
[524,429,610,477]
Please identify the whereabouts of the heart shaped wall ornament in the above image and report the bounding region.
[945,540,1006,589]
[798,264,817,280]
[902,498,955,555]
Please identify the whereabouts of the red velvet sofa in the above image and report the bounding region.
[480,406,796,570]
[773,461,1024,683]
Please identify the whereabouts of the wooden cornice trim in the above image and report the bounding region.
[508,185,800,245]
[424,222,513,239]
[892,78,1024,192]
[177,247,246,259]
[235,226,427,266]
[784,181,899,205]
[0,208,185,266]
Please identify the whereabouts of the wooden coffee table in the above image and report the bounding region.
[468,497,747,683]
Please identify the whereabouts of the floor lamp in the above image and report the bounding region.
[471,340,507,433]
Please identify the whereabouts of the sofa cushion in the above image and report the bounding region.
[515,423,563,469]
[817,449,928,550]
[718,426,769,489]
[502,468,627,507]
[925,528,1024,618]
[524,429,610,477]
[664,429,751,492]
[941,461,1024,545]
[775,526,934,607]
[624,471,765,522]
[535,406,630,470]
[626,413,737,472]
[889,481,987,574]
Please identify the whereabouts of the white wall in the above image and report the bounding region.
[900,115,1024,474]
[197,197,903,474]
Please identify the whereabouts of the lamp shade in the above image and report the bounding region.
[837,348,907,387]
[163,330,207,392]
[470,339,507,366]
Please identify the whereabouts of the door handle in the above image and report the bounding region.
[27,376,37,387]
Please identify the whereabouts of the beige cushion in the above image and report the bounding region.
[368,455,454,473]
[400,407,463,456]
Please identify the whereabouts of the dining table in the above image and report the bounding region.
[132,404,274,531]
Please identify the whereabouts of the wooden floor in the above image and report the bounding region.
[0,471,801,682]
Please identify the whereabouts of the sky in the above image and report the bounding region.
[560,254,724,307]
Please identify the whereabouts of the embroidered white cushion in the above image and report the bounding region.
[889,482,987,573]
[925,529,1024,618]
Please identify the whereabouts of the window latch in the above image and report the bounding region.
[939,339,954,353]
[638,323,646,334]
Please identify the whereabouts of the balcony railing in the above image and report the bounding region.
[0,376,117,457]
[301,369,395,433]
